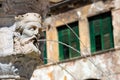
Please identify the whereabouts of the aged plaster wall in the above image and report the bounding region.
[44,0,115,61]
[79,18,90,55]
[112,9,120,48]
[31,49,120,80]
[46,27,59,63]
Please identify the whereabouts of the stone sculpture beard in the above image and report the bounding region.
[13,13,42,54]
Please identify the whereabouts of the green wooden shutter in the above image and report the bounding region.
[93,16,102,52]
[58,28,64,60]
[43,32,47,64]
[58,22,80,60]
[58,27,70,60]
[62,28,70,60]
[69,25,80,58]
[102,17,111,50]
[102,14,114,50]
[89,20,96,52]
[89,12,114,53]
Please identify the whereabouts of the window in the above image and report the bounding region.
[89,12,114,53]
[57,22,80,61]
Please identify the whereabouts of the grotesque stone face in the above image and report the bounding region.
[15,13,42,37]
[14,13,42,54]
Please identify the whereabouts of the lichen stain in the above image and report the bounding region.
[47,71,54,80]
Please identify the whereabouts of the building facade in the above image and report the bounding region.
[31,0,120,80]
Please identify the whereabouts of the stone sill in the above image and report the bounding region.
[38,47,120,69]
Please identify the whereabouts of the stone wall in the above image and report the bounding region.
[0,17,14,27]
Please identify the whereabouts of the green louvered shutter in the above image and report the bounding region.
[89,16,102,52]
[102,13,114,50]
[69,25,80,58]
[58,27,70,60]
[89,12,114,53]
[58,22,80,61]
[43,32,47,64]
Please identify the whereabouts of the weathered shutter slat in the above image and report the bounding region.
[69,25,80,58]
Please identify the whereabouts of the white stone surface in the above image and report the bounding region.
[0,28,13,56]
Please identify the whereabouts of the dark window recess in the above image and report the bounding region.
[95,35,102,51]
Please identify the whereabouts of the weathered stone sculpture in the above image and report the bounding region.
[14,13,42,54]
[0,13,42,56]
